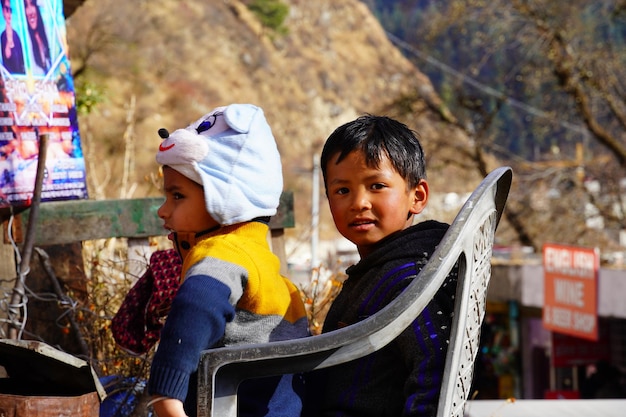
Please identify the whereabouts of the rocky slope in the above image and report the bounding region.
[66,0,487,242]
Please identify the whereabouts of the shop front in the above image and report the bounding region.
[485,261,626,400]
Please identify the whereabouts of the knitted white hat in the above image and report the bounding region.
[156,104,283,226]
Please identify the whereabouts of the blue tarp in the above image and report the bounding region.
[99,376,150,417]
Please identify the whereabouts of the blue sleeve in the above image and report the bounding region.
[400,271,458,417]
[148,275,236,401]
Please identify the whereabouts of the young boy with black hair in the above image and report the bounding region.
[148,104,309,417]
[305,115,459,417]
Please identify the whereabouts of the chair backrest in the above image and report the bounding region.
[197,167,512,417]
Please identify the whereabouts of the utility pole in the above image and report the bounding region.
[311,153,320,272]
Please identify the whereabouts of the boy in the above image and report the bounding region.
[148,104,309,417]
[304,115,459,417]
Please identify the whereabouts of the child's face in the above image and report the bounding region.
[325,150,428,258]
[158,166,218,240]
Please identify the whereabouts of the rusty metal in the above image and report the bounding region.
[0,392,100,417]
[0,339,105,417]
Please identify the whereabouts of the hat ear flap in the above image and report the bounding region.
[223,103,258,133]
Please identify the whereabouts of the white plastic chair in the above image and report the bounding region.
[197,166,513,417]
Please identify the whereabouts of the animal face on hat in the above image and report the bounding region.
[156,104,283,226]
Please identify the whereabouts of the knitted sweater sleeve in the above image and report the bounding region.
[148,274,235,401]
[397,269,458,417]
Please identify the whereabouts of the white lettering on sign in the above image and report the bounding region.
[544,246,596,278]
[551,307,572,328]
[545,247,571,272]
[554,278,584,307]
[573,251,595,272]
[573,312,595,333]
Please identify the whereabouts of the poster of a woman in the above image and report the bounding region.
[23,0,50,75]
[1,0,26,74]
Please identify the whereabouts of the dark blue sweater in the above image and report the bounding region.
[304,221,459,417]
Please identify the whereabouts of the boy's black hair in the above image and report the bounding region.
[320,114,426,190]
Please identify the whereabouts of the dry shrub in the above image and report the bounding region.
[299,264,346,335]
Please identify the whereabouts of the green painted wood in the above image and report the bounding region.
[22,198,164,245]
[20,192,294,245]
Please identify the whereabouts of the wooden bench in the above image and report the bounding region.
[196,167,512,417]
[18,192,294,245]
[0,193,294,341]
[3,191,294,274]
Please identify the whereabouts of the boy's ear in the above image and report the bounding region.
[409,179,429,215]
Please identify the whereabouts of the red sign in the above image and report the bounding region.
[542,243,599,341]
[551,328,610,367]
[544,390,580,399]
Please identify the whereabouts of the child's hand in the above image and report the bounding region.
[151,397,188,417]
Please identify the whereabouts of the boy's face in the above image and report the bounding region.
[325,150,428,258]
[158,166,218,240]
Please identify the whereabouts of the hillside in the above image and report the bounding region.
[66,0,488,245]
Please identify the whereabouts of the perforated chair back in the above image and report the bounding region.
[197,166,512,417]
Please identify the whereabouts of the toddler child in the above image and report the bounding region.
[148,104,309,417]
